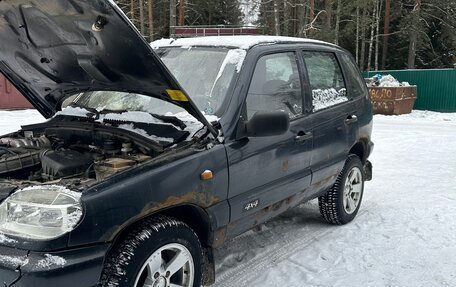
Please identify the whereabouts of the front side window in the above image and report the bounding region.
[246,52,303,119]
[303,52,347,112]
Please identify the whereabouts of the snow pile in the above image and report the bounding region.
[36,254,66,269]
[150,38,176,49]
[0,233,17,244]
[367,74,411,87]
[0,109,44,135]
[399,110,456,122]
[312,88,348,111]
[220,49,247,73]
[55,106,91,118]
[0,255,29,268]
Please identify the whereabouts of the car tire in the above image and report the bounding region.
[99,216,202,287]
[318,154,365,225]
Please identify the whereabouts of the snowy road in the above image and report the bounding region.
[1,109,455,286]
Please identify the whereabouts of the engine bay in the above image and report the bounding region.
[0,123,166,185]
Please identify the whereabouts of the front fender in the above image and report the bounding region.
[68,144,229,247]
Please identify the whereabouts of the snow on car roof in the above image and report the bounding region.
[151,35,337,50]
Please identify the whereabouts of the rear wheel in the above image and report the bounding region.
[318,155,365,225]
[100,216,202,287]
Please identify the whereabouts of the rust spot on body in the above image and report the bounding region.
[212,227,227,248]
[282,159,289,172]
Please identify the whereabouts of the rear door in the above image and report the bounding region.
[225,50,313,237]
[301,50,358,195]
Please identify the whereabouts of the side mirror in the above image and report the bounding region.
[239,111,290,138]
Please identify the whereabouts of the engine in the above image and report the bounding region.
[0,128,152,184]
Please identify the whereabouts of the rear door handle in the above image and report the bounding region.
[345,115,358,125]
[295,132,313,143]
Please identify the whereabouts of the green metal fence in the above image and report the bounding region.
[364,69,456,113]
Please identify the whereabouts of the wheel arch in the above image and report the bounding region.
[104,204,216,285]
[110,204,213,248]
[349,139,368,164]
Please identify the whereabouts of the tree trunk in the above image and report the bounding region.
[169,0,176,37]
[325,0,332,29]
[130,0,135,25]
[334,0,341,45]
[374,0,382,71]
[309,0,315,22]
[139,0,145,34]
[300,0,309,37]
[356,1,360,64]
[179,0,185,26]
[283,0,289,36]
[381,0,390,70]
[148,0,154,41]
[274,0,280,36]
[291,0,298,36]
[408,0,421,69]
[367,0,377,71]
[359,6,368,70]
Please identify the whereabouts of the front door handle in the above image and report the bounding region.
[345,115,358,125]
[295,132,313,143]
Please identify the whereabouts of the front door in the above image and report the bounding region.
[225,51,313,238]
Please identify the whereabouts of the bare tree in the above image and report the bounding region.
[139,0,145,34]
[309,0,315,24]
[367,0,377,71]
[325,0,332,29]
[381,0,390,69]
[170,0,176,36]
[334,0,341,45]
[359,6,368,70]
[283,0,289,36]
[408,0,421,69]
[355,1,360,64]
[130,0,135,25]
[374,0,382,71]
[148,0,154,41]
[274,0,280,36]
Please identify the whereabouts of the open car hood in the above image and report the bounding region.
[0,0,217,135]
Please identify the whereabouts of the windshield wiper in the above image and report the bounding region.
[66,102,100,120]
[150,113,186,130]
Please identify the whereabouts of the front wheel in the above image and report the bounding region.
[99,216,202,287]
[318,155,365,225]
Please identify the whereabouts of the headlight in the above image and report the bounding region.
[0,185,83,240]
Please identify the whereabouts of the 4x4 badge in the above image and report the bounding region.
[244,199,259,212]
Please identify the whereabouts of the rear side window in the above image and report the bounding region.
[340,53,368,98]
[302,52,348,112]
[246,52,303,119]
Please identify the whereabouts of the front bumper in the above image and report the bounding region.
[0,243,109,287]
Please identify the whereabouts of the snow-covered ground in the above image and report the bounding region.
[1,109,455,286]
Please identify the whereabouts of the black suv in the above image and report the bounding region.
[0,1,373,286]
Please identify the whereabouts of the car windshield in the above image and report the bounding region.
[67,47,244,119]
[156,46,245,115]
